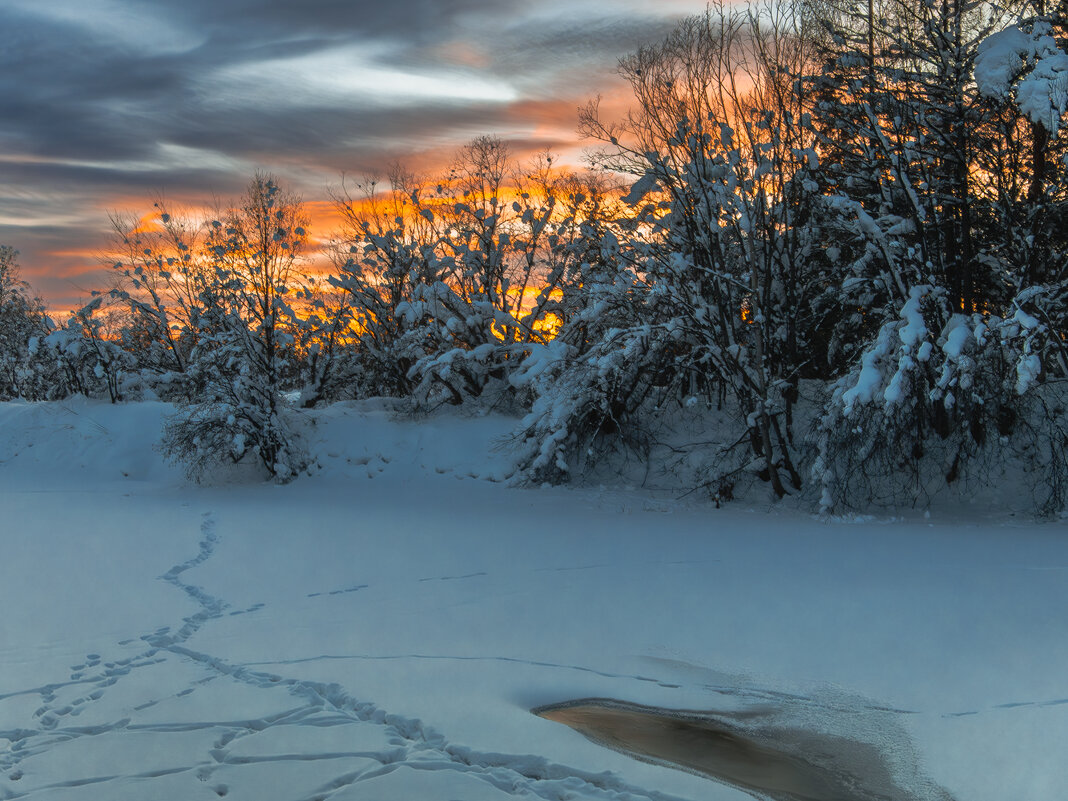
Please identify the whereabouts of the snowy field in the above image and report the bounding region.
[1,398,1067,801]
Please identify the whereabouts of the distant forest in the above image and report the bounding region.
[2,1,1066,515]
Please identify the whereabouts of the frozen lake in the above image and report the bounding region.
[2,399,1066,800]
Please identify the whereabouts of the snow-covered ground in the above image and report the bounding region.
[1,398,1066,800]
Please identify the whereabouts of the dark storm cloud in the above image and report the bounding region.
[0,10,182,161]
[0,0,702,302]
[1,1,566,169]
[0,4,371,163]
[0,0,676,163]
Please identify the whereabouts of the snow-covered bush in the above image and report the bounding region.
[161,325,307,482]
[40,297,136,403]
[399,280,533,409]
[507,214,659,479]
[331,152,608,410]
[328,173,441,399]
[286,278,359,407]
[812,286,1068,515]
[513,328,661,484]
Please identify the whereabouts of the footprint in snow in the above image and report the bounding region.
[417,572,487,583]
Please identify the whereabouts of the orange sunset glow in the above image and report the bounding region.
[0,1,703,313]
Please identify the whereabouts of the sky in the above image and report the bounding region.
[0,0,707,310]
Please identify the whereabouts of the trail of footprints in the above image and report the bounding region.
[3,512,1058,800]
[0,513,687,801]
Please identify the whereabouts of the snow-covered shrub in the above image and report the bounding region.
[161,326,307,482]
[40,297,136,403]
[399,280,533,409]
[13,337,67,401]
[328,174,440,399]
[272,276,361,408]
[508,233,681,484]
[335,242,523,407]
[512,328,664,484]
[331,154,608,410]
[812,286,1068,515]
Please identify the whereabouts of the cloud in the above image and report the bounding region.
[0,0,705,303]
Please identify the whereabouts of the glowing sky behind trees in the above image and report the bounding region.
[0,0,707,309]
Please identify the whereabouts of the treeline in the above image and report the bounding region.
[1,0,1066,514]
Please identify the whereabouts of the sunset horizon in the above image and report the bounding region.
[0,0,706,310]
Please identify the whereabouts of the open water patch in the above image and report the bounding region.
[533,697,957,801]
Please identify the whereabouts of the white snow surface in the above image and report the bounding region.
[2,397,1067,801]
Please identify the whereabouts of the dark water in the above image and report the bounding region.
[534,697,957,801]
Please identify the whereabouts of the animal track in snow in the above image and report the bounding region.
[306,585,367,598]
[417,572,487,583]
[0,511,767,801]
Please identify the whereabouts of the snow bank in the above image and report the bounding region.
[0,397,183,488]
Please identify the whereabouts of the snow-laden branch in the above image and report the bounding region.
[975,21,1068,135]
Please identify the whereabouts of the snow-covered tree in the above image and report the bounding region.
[0,246,51,399]
[800,0,1068,514]
[806,0,1010,313]
[519,2,822,495]
[161,174,310,481]
[105,201,211,391]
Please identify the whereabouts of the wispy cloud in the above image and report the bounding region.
[0,0,702,308]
